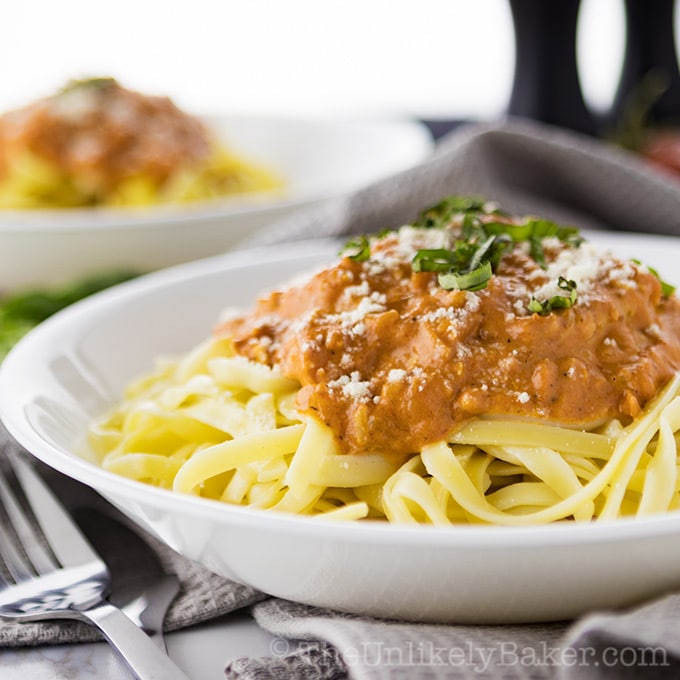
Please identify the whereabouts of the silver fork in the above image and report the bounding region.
[0,450,190,680]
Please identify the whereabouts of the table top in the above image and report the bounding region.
[1,611,275,680]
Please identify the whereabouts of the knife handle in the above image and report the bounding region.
[82,601,191,680]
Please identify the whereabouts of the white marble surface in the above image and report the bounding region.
[0,611,276,679]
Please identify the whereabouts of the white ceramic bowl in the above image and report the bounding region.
[3,233,680,624]
[0,115,433,291]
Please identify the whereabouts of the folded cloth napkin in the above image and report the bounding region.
[4,117,680,679]
[224,597,680,680]
[243,117,680,248]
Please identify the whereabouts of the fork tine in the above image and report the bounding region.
[0,491,34,583]
[0,462,58,579]
[7,451,102,570]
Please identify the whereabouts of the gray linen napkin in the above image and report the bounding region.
[243,117,680,249]
[224,597,680,680]
[222,118,680,679]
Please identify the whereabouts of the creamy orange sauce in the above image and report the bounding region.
[217,219,680,459]
[0,78,210,199]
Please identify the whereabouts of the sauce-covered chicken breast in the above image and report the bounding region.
[87,196,680,524]
[217,197,680,459]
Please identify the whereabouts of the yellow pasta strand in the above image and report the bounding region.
[88,333,680,525]
[638,397,680,515]
[599,375,680,519]
[484,445,594,521]
[103,453,185,487]
[173,424,304,495]
[450,420,614,459]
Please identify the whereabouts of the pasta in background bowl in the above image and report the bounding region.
[4,229,680,623]
[0,81,433,290]
[0,78,284,209]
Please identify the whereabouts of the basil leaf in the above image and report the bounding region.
[528,277,578,315]
[347,196,584,295]
[529,235,546,268]
[461,213,486,241]
[661,280,676,297]
[412,249,459,272]
[484,221,532,241]
[414,195,488,229]
[438,261,493,291]
[340,236,371,262]
[632,259,676,297]
[484,218,581,249]
[467,235,497,272]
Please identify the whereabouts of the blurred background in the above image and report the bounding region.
[3,0,680,295]
[0,0,628,124]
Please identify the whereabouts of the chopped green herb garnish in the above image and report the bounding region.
[409,196,581,293]
[484,218,582,269]
[340,235,371,262]
[528,277,578,315]
[632,259,676,297]
[659,278,675,297]
[58,77,116,97]
[414,196,490,230]
[339,196,583,298]
[438,260,493,291]
[412,230,510,292]
[529,235,546,267]
[412,248,461,273]
[468,234,499,271]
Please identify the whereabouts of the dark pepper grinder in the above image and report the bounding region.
[606,0,680,131]
[507,0,596,136]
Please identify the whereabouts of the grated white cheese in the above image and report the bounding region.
[422,307,458,323]
[607,261,637,287]
[531,242,603,302]
[328,371,372,400]
[340,353,354,369]
[289,309,320,334]
[328,295,386,327]
[351,322,366,336]
[455,344,472,359]
[369,225,448,266]
[393,225,448,259]
[342,280,370,300]
[322,291,388,339]
[646,323,662,339]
